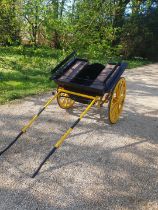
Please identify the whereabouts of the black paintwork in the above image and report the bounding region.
[51,52,128,96]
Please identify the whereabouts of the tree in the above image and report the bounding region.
[0,0,20,45]
[22,0,50,45]
[120,0,158,59]
[0,0,158,60]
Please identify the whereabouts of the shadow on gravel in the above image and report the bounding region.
[1,136,158,209]
[0,104,157,147]
[0,187,62,209]
[0,105,158,209]
[126,80,158,98]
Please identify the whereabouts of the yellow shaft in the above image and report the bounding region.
[22,92,59,133]
[58,88,96,100]
[54,97,97,148]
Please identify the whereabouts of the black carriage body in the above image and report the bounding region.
[51,52,127,97]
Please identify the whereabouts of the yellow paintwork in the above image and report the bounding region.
[54,128,73,148]
[109,77,126,124]
[22,92,60,133]
[54,97,97,148]
[58,88,96,100]
[79,97,98,119]
[57,92,75,109]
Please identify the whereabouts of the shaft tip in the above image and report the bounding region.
[31,171,38,178]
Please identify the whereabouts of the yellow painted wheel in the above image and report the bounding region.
[108,77,126,124]
[57,92,75,109]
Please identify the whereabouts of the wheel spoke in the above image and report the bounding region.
[111,101,119,115]
[109,78,126,124]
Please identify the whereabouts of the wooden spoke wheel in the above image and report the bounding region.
[108,77,126,124]
[57,92,75,109]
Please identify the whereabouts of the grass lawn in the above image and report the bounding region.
[0,46,63,104]
[0,46,152,104]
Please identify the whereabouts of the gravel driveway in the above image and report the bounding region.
[0,64,158,210]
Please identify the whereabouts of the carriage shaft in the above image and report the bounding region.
[55,97,97,148]
[32,96,98,178]
[21,93,59,133]
[0,92,60,156]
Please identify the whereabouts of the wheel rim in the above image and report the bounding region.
[57,92,74,109]
[109,78,126,124]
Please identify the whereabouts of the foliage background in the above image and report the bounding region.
[0,0,158,60]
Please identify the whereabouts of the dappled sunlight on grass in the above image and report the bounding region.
[0,46,61,104]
